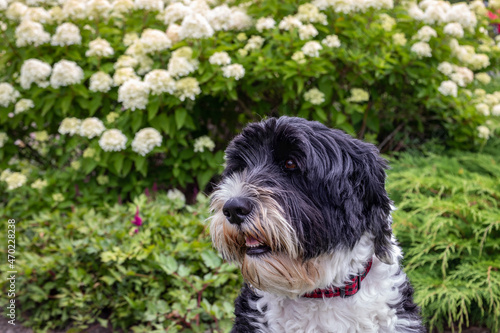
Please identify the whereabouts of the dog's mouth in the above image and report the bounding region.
[245,235,271,256]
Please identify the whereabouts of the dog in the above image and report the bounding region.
[209,117,425,333]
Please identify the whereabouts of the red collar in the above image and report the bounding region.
[302,259,373,299]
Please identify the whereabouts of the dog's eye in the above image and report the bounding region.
[284,159,298,170]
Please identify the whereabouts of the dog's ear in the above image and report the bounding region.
[313,128,395,264]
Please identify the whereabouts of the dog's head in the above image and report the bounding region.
[210,117,394,297]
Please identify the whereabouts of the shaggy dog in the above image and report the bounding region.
[209,117,425,333]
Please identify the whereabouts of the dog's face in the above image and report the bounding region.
[210,117,393,297]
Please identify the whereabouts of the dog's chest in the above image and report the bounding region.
[250,272,404,333]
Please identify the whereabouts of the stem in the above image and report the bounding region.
[358,101,372,139]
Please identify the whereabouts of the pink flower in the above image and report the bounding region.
[131,207,143,227]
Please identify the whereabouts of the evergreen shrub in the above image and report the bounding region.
[1,0,500,210]
[389,141,500,332]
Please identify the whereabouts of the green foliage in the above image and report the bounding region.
[1,0,500,209]
[0,194,241,332]
[388,140,500,332]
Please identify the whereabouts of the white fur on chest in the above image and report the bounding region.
[250,258,407,333]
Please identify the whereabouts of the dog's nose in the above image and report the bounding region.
[222,197,253,225]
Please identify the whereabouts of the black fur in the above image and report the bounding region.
[231,284,266,333]
[223,117,393,261]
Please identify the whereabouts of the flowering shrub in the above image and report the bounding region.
[1,0,500,204]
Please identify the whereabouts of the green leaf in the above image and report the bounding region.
[175,108,187,130]
[148,97,161,121]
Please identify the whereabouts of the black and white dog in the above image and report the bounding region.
[210,117,425,332]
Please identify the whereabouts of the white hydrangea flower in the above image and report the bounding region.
[123,33,139,47]
[407,4,425,21]
[144,69,176,95]
[48,6,65,24]
[80,117,106,138]
[392,33,407,46]
[166,24,181,44]
[167,188,186,206]
[491,104,500,116]
[296,3,327,24]
[477,125,490,139]
[87,0,112,19]
[86,38,114,57]
[50,60,84,88]
[178,13,214,40]
[175,77,201,101]
[0,132,8,148]
[379,13,396,31]
[470,0,487,15]
[443,22,464,38]
[222,64,245,80]
[4,172,27,190]
[51,22,81,46]
[6,2,28,21]
[162,2,191,25]
[446,3,477,29]
[438,80,458,97]
[193,135,215,152]
[228,8,253,31]
[304,88,325,105]
[256,17,276,32]
[347,88,370,103]
[168,57,197,78]
[31,179,48,190]
[475,73,491,85]
[422,1,449,25]
[15,20,51,47]
[476,103,490,116]
[23,7,52,23]
[20,59,51,90]
[209,52,231,66]
[302,41,322,57]
[437,62,454,76]
[140,29,172,53]
[131,127,162,156]
[450,66,474,87]
[112,0,134,16]
[134,0,163,11]
[113,67,139,86]
[206,4,232,31]
[118,79,150,111]
[89,71,113,92]
[0,169,12,182]
[0,83,20,107]
[410,42,432,58]
[279,15,303,30]
[298,24,318,40]
[414,26,437,42]
[292,51,306,64]
[322,35,341,48]
[468,54,490,70]
[58,117,81,136]
[62,0,87,20]
[244,36,265,51]
[99,129,127,152]
[114,55,138,69]
[15,99,34,114]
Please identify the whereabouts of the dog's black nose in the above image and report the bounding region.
[223,198,253,225]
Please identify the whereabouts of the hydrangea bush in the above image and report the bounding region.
[1,0,500,208]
